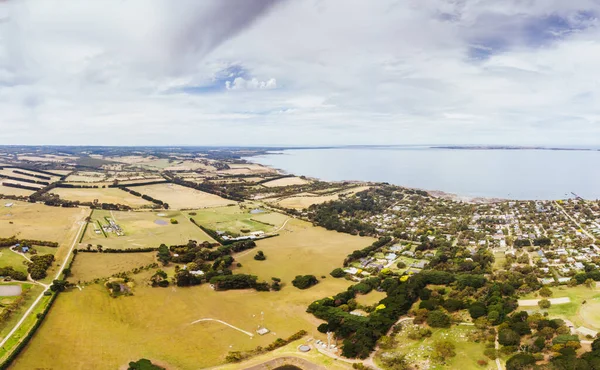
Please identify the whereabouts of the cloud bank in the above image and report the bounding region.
[1,0,600,146]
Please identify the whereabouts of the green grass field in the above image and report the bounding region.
[80,209,216,250]
[187,205,288,236]
[519,285,600,330]
[375,325,493,370]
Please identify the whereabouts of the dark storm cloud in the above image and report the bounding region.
[171,0,283,58]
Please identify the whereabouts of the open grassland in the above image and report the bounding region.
[187,205,287,235]
[81,210,215,250]
[355,290,387,307]
[269,186,371,210]
[0,185,34,197]
[0,168,61,183]
[262,177,310,188]
[375,325,493,370]
[0,249,29,273]
[0,200,86,245]
[0,284,43,345]
[50,188,152,207]
[133,183,235,210]
[65,171,106,182]
[0,200,87,282]
[519,285,600,330]
[11,268,355,370]
[236,218,375,282]
[69,252,156,282]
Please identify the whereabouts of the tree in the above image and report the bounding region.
[586,278,596,289]
[498,328,521,346]
[506,353,536,370]
[157,244,170,265]
[254,250,266,261]
[539,287,553,297]
[432,340,456,363]
[330,268,346,278]
[427,310,451,328]
[128,358,165,370]
[469,302,487,319]
[292,275,318,289]
[50,279,69,292]
[538,299,551,309]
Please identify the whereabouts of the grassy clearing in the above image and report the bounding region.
[0,249,29,273]
[0,284,43,341]
[81,209,215,250]
[236,218,375,282]
[69,252,156,282]
[355,290,387,307]
[270,186,371,210]
[0,185,34,197]
[0,200,87,246]
[375,325,492,370]
[187,205,287,235]
[11,268,356,370]
[133,183,235,210]
[519,285,600,330]
[49,188,152,207]
[262,177,310,188]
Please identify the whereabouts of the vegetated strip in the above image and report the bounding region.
[118,187,168,208]
[0,218,87,369]
[0,174,49,186]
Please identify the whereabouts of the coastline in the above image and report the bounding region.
[243,153,507,204]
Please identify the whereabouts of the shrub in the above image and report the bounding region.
[426,310,451,328]
[330,268,346,278]
[292,275,318,289]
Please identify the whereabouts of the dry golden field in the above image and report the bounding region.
[69,252,157,282]
[50,188,152,207]
[261,177,310,188]
[133,183,235,210]
[81,210,216,250]
[270,186,371,210]
[11,220,373,370]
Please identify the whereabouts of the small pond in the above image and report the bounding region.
[0,285,22,296]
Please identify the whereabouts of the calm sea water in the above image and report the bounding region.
[247,148,600,200]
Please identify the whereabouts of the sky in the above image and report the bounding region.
[1,0,600,146]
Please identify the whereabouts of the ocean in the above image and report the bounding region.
[246,147,600,200]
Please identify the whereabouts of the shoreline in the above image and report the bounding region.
[243,152,569,203]
[244,156,507,204]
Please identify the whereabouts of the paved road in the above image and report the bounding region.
[0,220,86,352]
[518,297,571,306]
[554,201,596,241]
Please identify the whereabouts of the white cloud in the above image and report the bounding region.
[1,0,600,145]
[225,77,277,90]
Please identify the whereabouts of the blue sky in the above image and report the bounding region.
[1,0,600,146]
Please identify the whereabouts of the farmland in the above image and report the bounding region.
[268,186,371,210]
[49,188,152,207]
[69,252,157,282]
[80,209,215,250]
[10,269,355,370]
[187,205,288,235]
[0,185,35,197]
[132,183,235,209]
[262,176,310,188]
[0,200,87,245]
[236,218,375,282]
